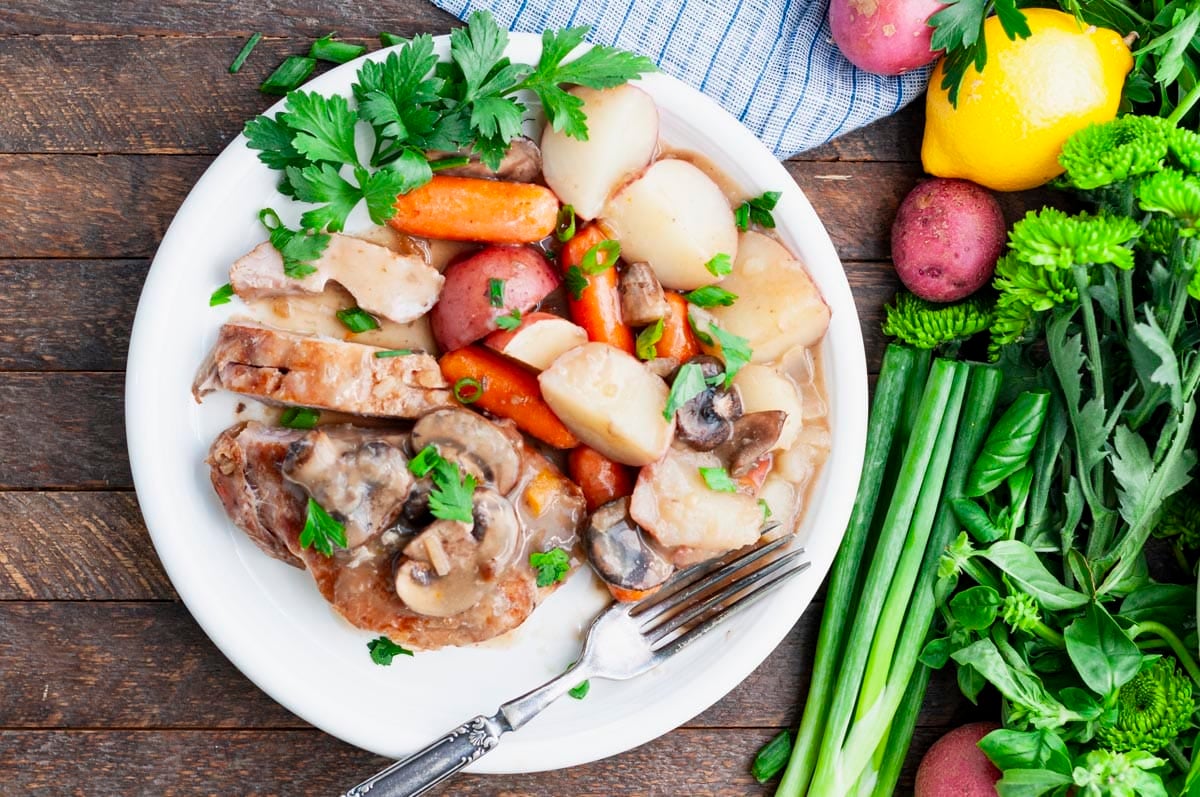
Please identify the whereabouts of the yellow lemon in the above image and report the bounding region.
[922,9,1132,192]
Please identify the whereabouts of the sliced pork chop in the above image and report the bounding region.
[230,233,444,324]
[193,321,454,418]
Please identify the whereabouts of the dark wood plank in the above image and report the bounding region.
[803,102,924,163]
[0,373,128,490]
[0,600,972,730]
[0,493,172,600]
[0,260,147,371]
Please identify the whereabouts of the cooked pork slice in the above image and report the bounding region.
[229,233,444,324]
[193,322,454,417]
[429,136,542,183]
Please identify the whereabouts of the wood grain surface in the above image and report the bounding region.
[0,3,1016,794]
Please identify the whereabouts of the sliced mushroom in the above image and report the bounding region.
[619,261,671,327]
[644,356,680,380]
[427,137,543,183]
[281,427,414,548]
[411,409,521,494]
[395,489,521,617]
[674,356,743,451]
[585,497,675,593]
[717,411,786,477]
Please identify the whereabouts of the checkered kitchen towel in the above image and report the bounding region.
[430,0,930,158]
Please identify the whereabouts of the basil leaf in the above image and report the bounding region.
[995,769,1074,795]
[1063,602,1143,697]
[1119,583,1196,629]
[965,390,1051,497]
[952,497,1006,543]
[950,585,1002,631]
[979,540,1089,611]
[979,728,1072,775]
[919,636,957,669]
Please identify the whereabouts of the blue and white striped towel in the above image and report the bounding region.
[430,0,930,158]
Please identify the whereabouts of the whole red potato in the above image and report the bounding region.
[891,178,1006,303]
[915,722,1003,797]
[829,0,945,75]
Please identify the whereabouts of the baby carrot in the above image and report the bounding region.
[568,446,636,511]
[561,224,635,354]
[655,291,701,362]
[439,345,578,449]
[390,175,559,243]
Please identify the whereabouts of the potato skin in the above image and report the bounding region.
[430,246,560,352]
[891,178,1005,303]
[914,722,1002,797]
[829,0,944,75]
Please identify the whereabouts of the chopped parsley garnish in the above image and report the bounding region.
[229,33,262,74]
[374,348,413,358]
[688,313,715,346]
[209,283,235,306]
[579,239,621,274]
[280,407,320,429]
[259,208,329,278]
[759,498,772,522]
[407,444,478,522]
[337,307,380,333]
[734,191,782,230]
[662,362,708,421]
[685,285,738,307]
[564,266,588,301]
[309,33,366,65]
[367,636,413,665]
[708,323,752,386]
[699,466,738,493]
[635,318,664,361]
[495,308,522,330]
[556,205,577,242]
[300,497,347,556]
[488,278,506,308]
[704,253,733,278]
[260,55,317,95]
[453,376,484,404]
[530,547,571,587]
[569,680,590,699]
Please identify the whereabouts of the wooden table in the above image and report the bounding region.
[0,3,1017,793]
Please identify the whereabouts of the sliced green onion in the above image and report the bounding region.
[374,348,413,358]
[453,377,484,404]
[337,307,380,333]
[209,283,235,306]
[280,407,320,429]
[489,278,505,308]
[309,33,366,64]
[229,33,262,74]
[699,466,738,493]
[753,730,793,783]
[685,285,738,307]
[260,56,316,95]
[495,309,521,330]
[556,205,577,242]
[379,31,405,47]
[579,239,620,274]
[429,155,471,172]
[408,444,440,478]
[568,680,590,699]
[759,498,772,521]
[704,253,733,277]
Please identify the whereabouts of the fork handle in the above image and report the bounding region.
[340,713,508,797]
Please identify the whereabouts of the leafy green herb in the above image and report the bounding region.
[568,680,590,699]
[407,445,479,522]
[495,308,522,330]
[530,548,571,587]
[699,466,738,493]
[367,636,413,665]
[564,266,588,300]
[229,33,262,74]
[759,498,772,522]
[258,208,329,278]
[704,253,733,277]
[662,362,707,421]
[488,278,505,308]
[453,377,484,404]
[964,391,1050,497]
[336,307,380,333]
[280,407,320,429]
[579,239,620,274]
[300,497,347,556]
[309,33,366,64]
[373,348,413,358]
[635,318,664,360]
[260,55,317,95]
[707,323,752,386]
[556,205,577,242]
[734,191,782,230]
[685,285,738,307]
[209,283,235,306]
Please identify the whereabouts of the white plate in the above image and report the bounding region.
[125,32,867,774]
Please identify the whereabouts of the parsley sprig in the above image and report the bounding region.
[408,444,478,523]
[300,497,348,556]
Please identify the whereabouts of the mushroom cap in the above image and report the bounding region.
[585,497,675,592]
[675,381,743,451]
[719,410,787,477]
[411,408,521,494]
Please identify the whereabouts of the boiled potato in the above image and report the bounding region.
[732,364,804,450]
[538,342,674,466]
[541,85,659,220]
[601,159,738,291]
[709,231,831,363]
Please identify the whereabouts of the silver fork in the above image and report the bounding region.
[340,531,810,797]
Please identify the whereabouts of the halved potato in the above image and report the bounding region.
[732,364,805,451]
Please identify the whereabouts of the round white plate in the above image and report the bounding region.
[125,32,868,774]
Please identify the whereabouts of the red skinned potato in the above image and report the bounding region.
[830,0,945,75]
[431,246,560,352]
[914,722,1002,797]
[892,178,1006,303]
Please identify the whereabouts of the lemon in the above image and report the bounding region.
[922,9,1132,192]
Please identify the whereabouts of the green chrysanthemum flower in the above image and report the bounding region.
[1168,125,1200,175]
[1002,591,1041,633]
[1153,492,1200,549]
[1139,215,1178,256]
[1095,657,1195,754]
[988,253,1079,356]
[1073,749,1168,796]
[1059,116,1172,190]
[1138,169,1200,235]
[882,291,993,350]
[1008,209,1143,271]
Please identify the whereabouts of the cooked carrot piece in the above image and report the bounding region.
[655,291,701,362]
[439,346,578,449]
[561,224,635,354]
[737,455,772,495]
[608,583,663,603]
[390,175,559,243]
[568,446,636,511]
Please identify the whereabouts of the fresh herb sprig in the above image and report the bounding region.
[408,444,478,523]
